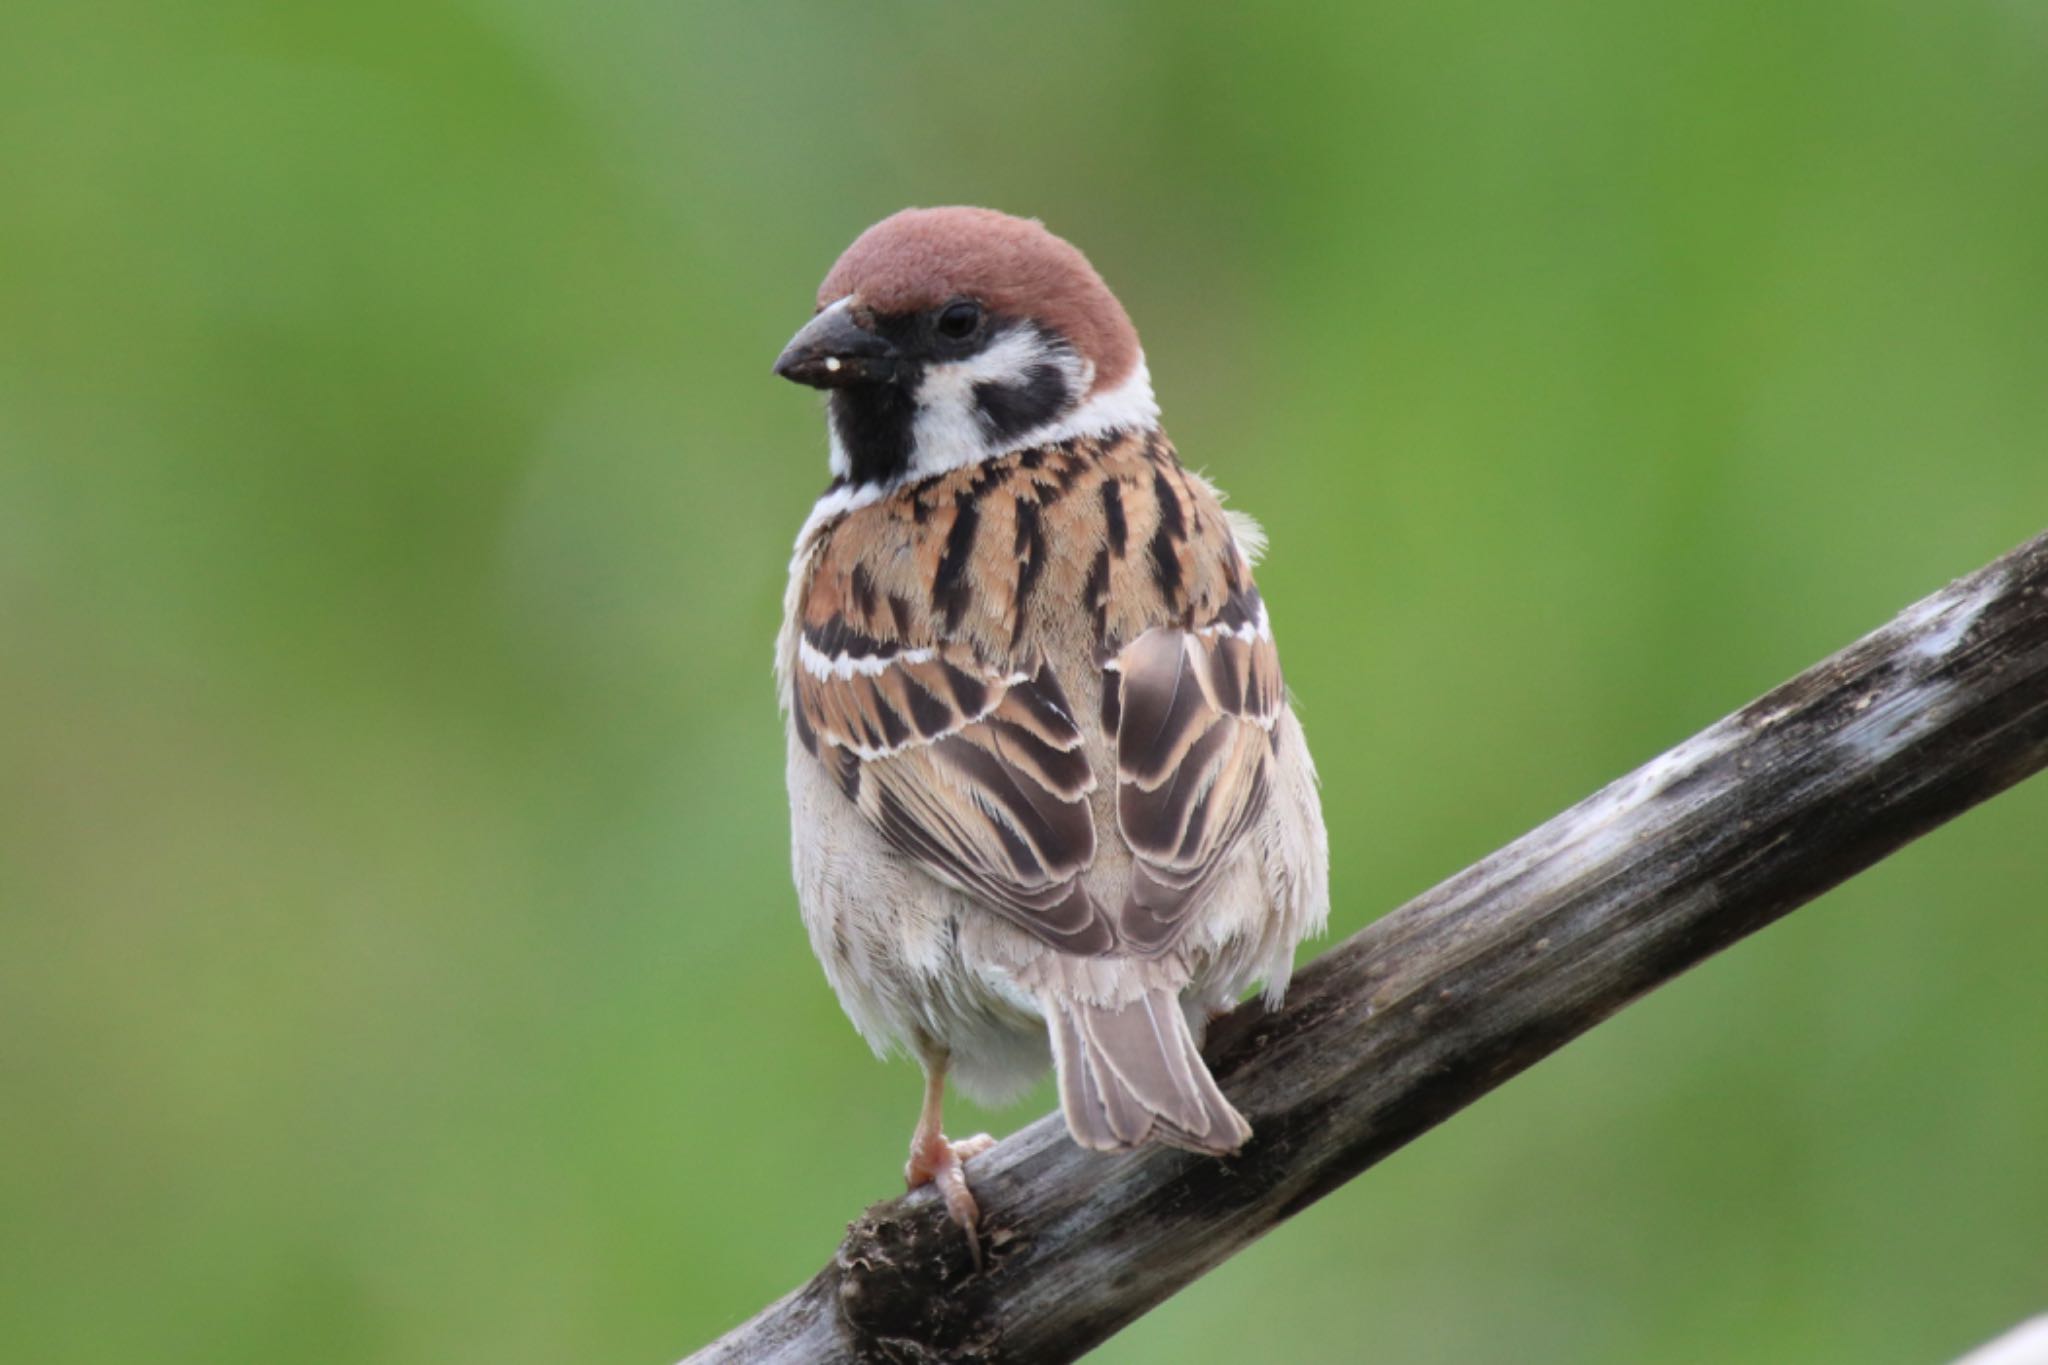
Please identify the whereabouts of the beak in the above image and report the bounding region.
[772,305,899,389]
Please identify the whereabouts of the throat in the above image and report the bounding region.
[828,385,920,485]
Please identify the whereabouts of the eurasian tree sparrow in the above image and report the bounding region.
[773,207,1329,1260]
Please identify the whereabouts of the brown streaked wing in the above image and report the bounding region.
[795,631,1114,955]
[1110,615,1284,956]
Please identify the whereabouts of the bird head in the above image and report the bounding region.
[774,207,1157,487]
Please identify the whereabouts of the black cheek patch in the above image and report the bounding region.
[973,361,1072,443]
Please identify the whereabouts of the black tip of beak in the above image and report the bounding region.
[773,307,900,389]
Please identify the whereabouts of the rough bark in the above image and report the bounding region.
[689,528,2048,1365]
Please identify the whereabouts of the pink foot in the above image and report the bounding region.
[906,1132,997,1268]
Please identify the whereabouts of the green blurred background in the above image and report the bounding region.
[4,3,2046,1362]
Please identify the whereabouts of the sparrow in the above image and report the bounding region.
[772,207,1328,1260]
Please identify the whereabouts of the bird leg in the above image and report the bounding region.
[904,1055,996,1268]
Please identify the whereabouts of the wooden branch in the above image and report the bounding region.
[1952,1314,2048,1365]
[689,529,2048,1365]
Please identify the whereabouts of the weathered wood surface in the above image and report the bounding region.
[689,529,2048,1365]
[1953,1314,2048,1365]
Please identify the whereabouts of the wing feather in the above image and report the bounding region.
[1111,596,1283,957]
[795,634,1114,953]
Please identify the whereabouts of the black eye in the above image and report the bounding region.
[936,300,982,340]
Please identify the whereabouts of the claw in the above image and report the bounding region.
[906,1056,999,1270]
[907,1131,996,1269]
[951,1133,997,1161]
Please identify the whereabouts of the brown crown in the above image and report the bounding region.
[817,207,1141,396]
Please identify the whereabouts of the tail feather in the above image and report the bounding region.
[1052,1009,1153,1147]
[1046,988,1251,1155]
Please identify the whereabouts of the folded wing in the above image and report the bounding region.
[1108,590,1283,957]
[792,627,1113,954]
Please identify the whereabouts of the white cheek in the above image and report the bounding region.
[875,330,1161,484]
[908,329,1078,477]
[913,330,1052,417]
